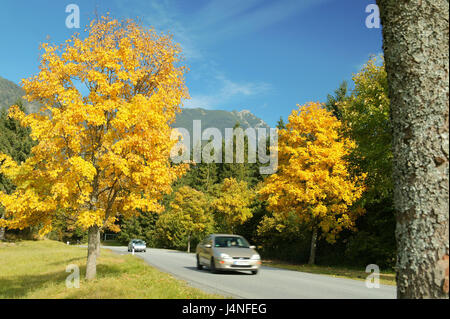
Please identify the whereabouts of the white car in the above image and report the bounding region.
[128,239,146,252]
[196,234,261,275]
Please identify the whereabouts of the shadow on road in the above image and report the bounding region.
[165,250,194,254]
[183,266,254,276]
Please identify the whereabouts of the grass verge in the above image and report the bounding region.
[100,239,123,247]
[0,240,222,299]
[262,260,396,286]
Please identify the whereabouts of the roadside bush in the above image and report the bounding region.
[117,212,159,247]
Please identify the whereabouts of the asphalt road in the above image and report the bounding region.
[104,246,396,299]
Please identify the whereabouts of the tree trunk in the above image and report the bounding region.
[187,233,191,253]
[0,210,5,241]
[308,226,318,265]
[85,225,100,281]
[96,230,101,258]
[206,165,210,192]
[377,0,449,298]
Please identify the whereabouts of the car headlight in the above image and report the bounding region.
[251,254,261,260]
[219,253,232,259]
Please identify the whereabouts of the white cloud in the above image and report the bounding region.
[213,0,329,40]
[113,0,317,109]
[217,74,271,97]
[183,95,217,109]
[184,73,272,109]
[115,0,328,60]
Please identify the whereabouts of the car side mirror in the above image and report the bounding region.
[249,245,256,249]
[204,244,212,248]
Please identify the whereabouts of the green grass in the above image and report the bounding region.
[0,240,222,299]
[100,239,123,247]
[262,260,396,286]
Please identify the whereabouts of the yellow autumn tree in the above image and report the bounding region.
[0,16,189,279]
[258,102,366,264]
[212,177,255,233]
[156,186,214,252]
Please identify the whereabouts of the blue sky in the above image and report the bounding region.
[0,0,382,127]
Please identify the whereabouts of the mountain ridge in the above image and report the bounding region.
[0,76,40,113]
[0,76,269,134]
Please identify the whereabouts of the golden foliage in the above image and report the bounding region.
[156,186,214,244]
[212,178,255,233]
[258,102,366,243]
[0,16,189,234]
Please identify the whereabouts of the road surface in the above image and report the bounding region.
[104,246,396,299]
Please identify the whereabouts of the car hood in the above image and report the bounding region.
[214,247,256,258]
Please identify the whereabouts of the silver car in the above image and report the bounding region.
[128,239,146,252]
[196,234,261,275]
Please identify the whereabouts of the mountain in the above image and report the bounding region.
[0,76,269,134]
[174,108,269,138]
[0,76,39,113]
[0,76,24,110]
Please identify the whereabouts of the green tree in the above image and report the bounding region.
[339,57,392,202]
[48,212,88,244]
[156,186,214,252]
[117,211,159,246]
[189,138,220,194]
[332,57,396,268]
[325,80,348,120]
[276,116,286,130]
[0,101,34,240]
[212,177,255,233]
[219,123,261,187]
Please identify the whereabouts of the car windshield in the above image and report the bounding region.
[133,240,145,245]
[214,236,250,248]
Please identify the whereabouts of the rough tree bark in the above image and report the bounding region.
[187,233,191,253]
[0,210,5,241]
[95,229,101,258]
[377,0,449,298]
[308,226,318,265]
[85,170,102,279]
[85,225,100,280]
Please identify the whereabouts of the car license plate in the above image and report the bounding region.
[234,260,249,266]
